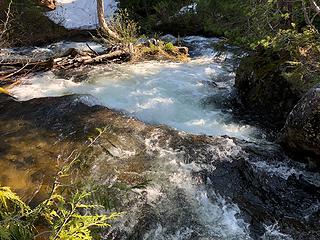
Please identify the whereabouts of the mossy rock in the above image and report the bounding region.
[235,48,305,128]
[279,84,320,168]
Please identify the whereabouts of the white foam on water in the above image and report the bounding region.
[136,131,252,240]
[262,224,293,240]
[251,160,320,186]
[12,37,259,141]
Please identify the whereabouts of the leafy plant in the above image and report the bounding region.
[164,42,174,52]
[0,128,122,240]
[98,9,140,45]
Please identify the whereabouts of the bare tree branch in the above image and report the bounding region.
[0,0,13,41]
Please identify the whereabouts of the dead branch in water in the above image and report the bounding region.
[0,47,132,82]
[53,48,131,69]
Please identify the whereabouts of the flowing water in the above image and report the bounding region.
[12,37,260,141]
[9,37,316,239]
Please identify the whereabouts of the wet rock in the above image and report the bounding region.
[159,34,178,45]
[206,141,320,238]
[279,84,320,167]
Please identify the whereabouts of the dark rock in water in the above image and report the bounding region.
[279,84,320,167]
[235,50,303,129]
[171,135,320,239]
[160,34,178,45]
[1,94,320,239]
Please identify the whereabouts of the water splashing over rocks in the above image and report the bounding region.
[2,37,319,239]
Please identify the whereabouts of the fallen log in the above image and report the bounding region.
[53,49,131,69]
[0,59,54,81]
[0,59,54,69]
[0,48,132,79]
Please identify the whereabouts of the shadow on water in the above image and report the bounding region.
[0,94,107,202]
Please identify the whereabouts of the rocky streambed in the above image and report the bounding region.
[1,93,319,239]
[1,36,320,239]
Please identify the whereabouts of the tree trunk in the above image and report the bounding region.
[96,0,121,41]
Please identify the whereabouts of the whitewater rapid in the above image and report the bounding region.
[12,37,261,141]
[9,36,298,240]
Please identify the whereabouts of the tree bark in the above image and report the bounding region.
[96,0,121,41]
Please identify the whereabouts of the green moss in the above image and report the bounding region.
[164,42,174,52]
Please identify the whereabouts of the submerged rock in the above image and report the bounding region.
[280,84,320,167]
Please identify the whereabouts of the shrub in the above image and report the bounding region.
[164,42,174,52]
[98,9,140,45]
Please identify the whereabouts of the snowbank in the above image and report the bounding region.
[46,0,118,29]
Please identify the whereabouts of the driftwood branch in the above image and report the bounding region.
[97,0,121,42]
[53,49,131,69]
[0,59,53,82]
[0,62,29,81]
[0,47,131,80]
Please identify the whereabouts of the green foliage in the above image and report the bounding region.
[0,186,33,240]
[164,42,175,52]
[255,27,320,55]
[118,0,320,46]
[108,9,140,44]
[119,0,196,34]
[0,128,122,240]
[49,191,121,240]
[97,9,140,45]
[0,186,120,240]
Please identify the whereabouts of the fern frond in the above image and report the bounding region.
[0,186,30,214]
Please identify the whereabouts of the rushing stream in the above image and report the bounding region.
[12,37,260,141]
[7,37,320,239]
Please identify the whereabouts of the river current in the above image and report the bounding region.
[9,36,307,239]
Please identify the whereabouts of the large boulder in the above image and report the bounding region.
[235,49,303,128]
[279,84,320,166]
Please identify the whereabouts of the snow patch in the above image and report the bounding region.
[47,0,118,29]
